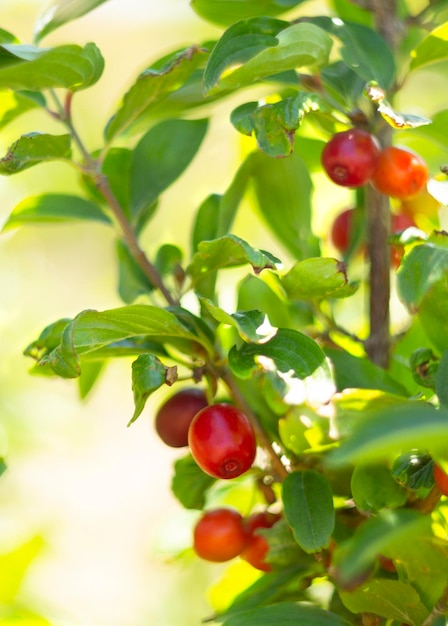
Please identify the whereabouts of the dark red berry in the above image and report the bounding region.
[155,388,208,448]
[322,129,380,188]
[241,511,281,572]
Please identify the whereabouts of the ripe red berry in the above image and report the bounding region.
[188,403,256,479]
[155,388,208,448]
[433,463,448,496]
[241,511,281,572]
[371,146,429,199]
[321,129,380,188]
[193,508,248,562]
[330,208,357,253]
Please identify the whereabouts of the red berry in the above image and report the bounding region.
[193,508,248,562]
[433,463,448,496]
[330,208,357,253]
[371,146,429,199]
[188,403,256,479]
[321,129,380,188]
[155,388,208,448]
[241,511,281,572]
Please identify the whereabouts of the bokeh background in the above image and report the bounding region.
[0,0,447,624]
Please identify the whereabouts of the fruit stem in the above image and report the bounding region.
[220,369,289,480]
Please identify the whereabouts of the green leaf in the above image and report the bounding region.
[34,0,111,43]
[78,359,105,399]
[106,45,208,139]
[391,452,434,492]
[204,19,332,95]
[436,349,448,409]
[350,463,408,513]
[191,0,306,27]
[2,193,110,231]
[397,240,448,311]
[249,149,319,259]
[0,42,104,91]
[229,328,334,405]
[0,90,45,131]
[327,401,448,467]
[331,509,427,590]
[188,234,280,284]
[129,354,177,426]
[410,21,448,72]
[231,94,320,158]
[315,17,395,89]
[325,348,409,396]
[200,300,275,343]
[220,602,351,626]
[35,305,214,378]
[0,133,71,174]
[129,118,208,226]
[282,470,334,553]
[116,239,155,304]
[281,258,357,300]
[340,579,429,626]
[171,453,216,509]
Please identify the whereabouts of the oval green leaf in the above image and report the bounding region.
[34,0,111,43]
[351,463,408,513]
[0,133,71,175]
[282,470,335,553]
[191,0,306,27]
[2,193,111,231]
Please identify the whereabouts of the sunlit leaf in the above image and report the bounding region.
[204,18,332,95]
[0,537,44,603]
[2,193,110,230]
[34,0,111,43]
[281,258,357,300]
[410,21,448,71]
[0,42,104,91]
[327,401,448,467]
[0,90,45,130]
[0,133,71,174]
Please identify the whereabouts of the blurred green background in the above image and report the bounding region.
[1,1,447,625]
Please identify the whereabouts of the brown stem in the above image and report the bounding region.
[364,0,398,368]
[95,175,177,306]
[220,369,289,481]
[422,579,448,626]
[411,484,442,514]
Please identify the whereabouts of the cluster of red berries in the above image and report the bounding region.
[321,128,429,198]
[154,389,277,569]
[155,387,257,479]
[193,507,281,570]
[322,128,433,267]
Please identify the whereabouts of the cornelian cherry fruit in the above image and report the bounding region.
[321,129,380,188]
[371,146,429,199]
[188,403,256,479]
[241,511,281,572]
[193,508,248,562]
[155,387,208,448]
[330,208,358,253]
[433,463,448,496]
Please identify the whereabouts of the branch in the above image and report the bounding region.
[423,580,448,626]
